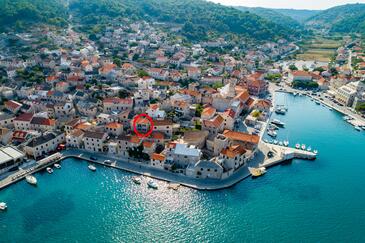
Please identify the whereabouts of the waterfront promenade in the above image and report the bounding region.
[60,149,264,190]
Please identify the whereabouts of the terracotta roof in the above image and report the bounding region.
[223,130,259,144]
[70,129,84,137]
[255,99,271,108]
[151,153,165,161]
[99,63,117,73]
[151,131,166,140]
[30,117,55,126]
[106,122,122,129]
[221,145,246,158]
[143,141,154,148]
[5,100,22,110]
[103,97,133,105]
[203,115,224,128]
[202,107,216,117]
[234,90,250,102]
[291,70,312,77]
[14,113,33,122]
[153,119,173,126]
[223,108,236,119]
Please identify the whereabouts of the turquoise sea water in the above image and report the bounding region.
[1,92,365,243]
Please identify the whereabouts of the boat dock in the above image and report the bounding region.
[259,143,316,168]
[0,153,62,190]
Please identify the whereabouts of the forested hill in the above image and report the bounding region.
[306,4,365,35]
[0,0,300,42]
[68,0,298,42]
[0,0,68,31]
[235,6,302,30]
[274,9,320,23]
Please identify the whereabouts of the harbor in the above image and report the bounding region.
[1,91,365,242]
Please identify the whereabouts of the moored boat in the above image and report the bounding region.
[54,163,61,169]
[267,129,277,138]
[295,143,300,149]
[132,176,142,184]
[0,202,7,211]
[147,179,158,189]
[88,164,96,171]
[354,126,361,131]
[46,167,53,174]
[283,140,289,147]
[248,167,267,177]
[25,175,37,185]
[271,119,285,127]
[301,144,306,150]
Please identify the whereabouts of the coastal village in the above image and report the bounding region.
[0,19,364,190]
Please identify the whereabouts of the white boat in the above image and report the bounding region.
[88,164,96,171]
[248,167,267,177]
[0,202,7,211]
[132,176,142,185]
[295,143,300,149]
[301,144,306,150]
[343,116,350,121]
[104,160,112,165]
[273,140,278,145]
[307,147,312,152]
[54,163,61,169]
[271,119,285,127]
[263,139,269,143]
[46,167,53,174]
[25,175,37,185]
[278,141,283,146]
[314,150,318,154]
[275,107,286,115]
[267,130,277,138]
[147,179,158,189]
[283,140,289,147]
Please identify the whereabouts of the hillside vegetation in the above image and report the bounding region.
[69,0,297,42]
[306,4,365,35]
[0,0,68,31]
[235,6,302,30]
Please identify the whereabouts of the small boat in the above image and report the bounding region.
[0,202,7,211]
[301,144,306,150]
[132,176,142,185]
[271,119,285,127]
[54,163,61,169]
[313,150,318,154]
[263,139,269,143]
[275,108,286,115]
[267,130,277,138]
[147,179,158,189]
[315,100,321,105]
[283,140,289,147]
[278,141,283,146]
[354,126,361,131]
[269,124,279,130]
[362,126,365,130]
[88,164,96,171]
[293,92,298,96]
[248,167,267,177]
[295,143,300,149]
[25,175,37,185]
[46,167,53,174]
[273,140,278,145]
[343,116,350,121]
[307,147,312,152]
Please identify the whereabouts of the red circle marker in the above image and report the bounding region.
[132,114,154,138]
